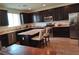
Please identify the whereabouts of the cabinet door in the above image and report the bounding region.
[8,32,16,45]
[0,34,9,46]
[53,27,70,37]
[0,41,2,49]
[0,10,8,26]
[20,13,33,24]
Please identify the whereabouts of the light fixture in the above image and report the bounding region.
[28,8,31,10]
[18,4,27,7]
[23,5,27,7]
[42,4,46,7]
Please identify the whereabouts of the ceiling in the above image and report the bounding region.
[0,3,73,13]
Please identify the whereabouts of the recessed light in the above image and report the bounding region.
[42,4,46,7]
[28,8,31,10]
[23,5,27,7]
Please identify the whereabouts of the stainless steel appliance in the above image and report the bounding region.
[69,12,79,39]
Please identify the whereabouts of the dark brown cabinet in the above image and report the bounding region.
[32,12,44,22]
[0,10,8,26]
[53,27,70,37]
[32,3,79,22]
[20,13,33,24]
[0,34,9,47]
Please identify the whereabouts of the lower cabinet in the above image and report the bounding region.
[0,34,9,47]
[0,32,16,47]
[8,32,16,45]
[0,41,2,49]
[53,27,70,37]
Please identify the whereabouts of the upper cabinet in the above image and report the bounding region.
[32,12,44,22]
[20,13,33,24]
[32,3,79,22]
[0,10,8,26]
[32,6,69,22]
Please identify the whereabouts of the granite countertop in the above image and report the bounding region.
[0,20,69,35]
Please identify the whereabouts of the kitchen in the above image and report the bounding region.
[0,3,79,55]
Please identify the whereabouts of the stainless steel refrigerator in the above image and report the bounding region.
[69,12,79,39]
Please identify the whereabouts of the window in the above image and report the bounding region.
[7,13,21,27]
